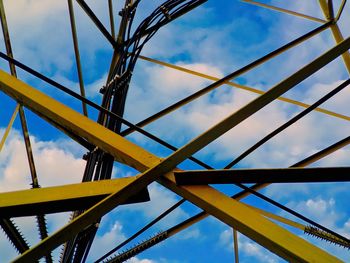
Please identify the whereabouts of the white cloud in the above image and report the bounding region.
[129,257,157,263]
[0,129,85,192]
[89,219,126,262]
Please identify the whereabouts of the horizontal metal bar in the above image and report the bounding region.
[0,178,149,217]
[175,167,350,184]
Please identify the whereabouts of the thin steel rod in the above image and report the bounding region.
[225,78,350,168]
[0,0,16,76]
[319,0,333,20]
[0,104,19,152]
[328,0,334,19]
[75,0,117,47]
[243,203,305,230]
[18,107,40,187]
[0,1,51,261]
[122,21,333,135]
[233,229,239,263]
[175,167,350,184]
[67,0,88,117]
[108,0,115,39]
[335,0,347,21]
[319,0,350,74]
[242,0,326,23]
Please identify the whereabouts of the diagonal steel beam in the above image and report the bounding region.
[67,0,88,116]
[7,34,350,260]
[319,1,350,74]
[174,167,350,184]
[159,174,341,262]
[0,69,161,172]
[335,0,347,21]
[75,0,117,47]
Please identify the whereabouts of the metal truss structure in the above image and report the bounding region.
[0,0,350,262]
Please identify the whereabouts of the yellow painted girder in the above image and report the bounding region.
[0,103,19,152]
[0,70,161,172]
[0,177,149,217]
[5,35,350,260]
[159,174,341,262]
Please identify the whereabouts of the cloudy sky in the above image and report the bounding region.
[0,0,350,262]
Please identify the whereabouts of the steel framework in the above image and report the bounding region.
[0,0,349,262]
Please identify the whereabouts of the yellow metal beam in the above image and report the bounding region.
[0,177,150,217]
[138,55,350,124]
[242,0,326,23]
[7,34,350,261]
[159,173,341,262]
[0,69,161,172]
[152,136,350,250]
[0,103,19,152]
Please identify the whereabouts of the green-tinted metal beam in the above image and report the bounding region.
[0,177,149,217]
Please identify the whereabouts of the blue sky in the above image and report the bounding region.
[1,0,350,262]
